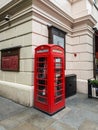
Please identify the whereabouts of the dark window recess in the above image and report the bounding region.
[95,34,98,52]
[1,46,21,71]
[66,74,77,98]
[48,26,66,48]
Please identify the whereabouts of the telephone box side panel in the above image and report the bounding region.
[49,47,65,114]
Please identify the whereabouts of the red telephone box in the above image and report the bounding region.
[34,44,65,115]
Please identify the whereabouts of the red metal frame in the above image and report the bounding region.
[34,44,65,115]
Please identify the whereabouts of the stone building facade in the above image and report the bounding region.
[0,0,98,106]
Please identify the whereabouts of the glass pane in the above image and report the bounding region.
[56,85,62,90]
[37,57,47,79]
[53,35,64,48]
[54,57,63,100]
[38,91,46,96]
[38,97,46,103]
[38,80,46,85]
[55,73,62,78]
[55,58,62,62]
[55,68,62,73]
[38,57,46,62]
[38,85,45,90]
[55,79,62,85]
[55,63,61,68]
[38,68,47,78]
[55,97,62,103]
[56,91,62,96]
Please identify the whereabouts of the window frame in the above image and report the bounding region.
[48,26,66,49]
[94,0,98,10]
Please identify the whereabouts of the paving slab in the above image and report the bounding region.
[0,108,45,130]
[11,122,40,130]
[52,107,71,120]
[45,121,76,130]
[57,94,98,129]
[26,112,56,129]
[0,97,27,121]
[0,94,98,130]
[0,126,7,130]
[78,120,98,130]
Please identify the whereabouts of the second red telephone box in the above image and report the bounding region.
[34,44,65,115]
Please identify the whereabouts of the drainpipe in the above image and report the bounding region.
[93,27,98,79]
[93,30,96,79]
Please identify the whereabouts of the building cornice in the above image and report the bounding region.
[72,15,97,36]
[32,5,72,33]
[74,15,97,27]
[0,0,97,35]
[39,0,73,23]
[33,0,97,33]
[68,0,94,4]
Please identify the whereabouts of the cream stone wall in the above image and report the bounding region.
[72,0,94,18]
[0,0,34,106]
[71,28,94,93]
[66,35,73,74]
[30,0,96,95]
[0,20,33,85]
[66,33,94,93]
[49,0,72,16]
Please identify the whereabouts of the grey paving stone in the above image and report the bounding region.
[78,120,98,130]
[45,121,76,130]
[52,107,71,120]
[26,114,56,129]
[10,122,40,130]
[0,97,27,121]
[0,126,7,130]
[0,118,23,130]
[0,109,41,130]
[55,94,98,129]
[0,94,98,130]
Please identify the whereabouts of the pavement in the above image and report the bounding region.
[0,93,98,130]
